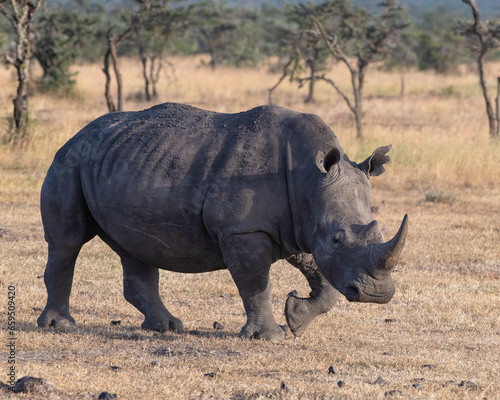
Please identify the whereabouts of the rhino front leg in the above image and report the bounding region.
[121,253,184,332]
[285,253,339,336]
[222,233,285,340]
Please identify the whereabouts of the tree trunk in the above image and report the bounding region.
[141,56,151,101]
[103,49,116,113]
[353,64,366,140]
[495,77,500,138]
[149,55,161,100]
[102,20,136,113]
[208,42,216,71]
[109,37,124,111]
[8,2,40,134]
[304,62,315,104]
[13,62,29,132]
[477,53,497,138]
[103,28,126,112]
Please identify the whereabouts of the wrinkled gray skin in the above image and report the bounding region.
[38,103,408,340]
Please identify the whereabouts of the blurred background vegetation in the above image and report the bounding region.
[0,0,499,140]
[0,0,498,93]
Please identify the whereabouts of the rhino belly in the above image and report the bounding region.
[100,218,226,273]
[83,171,226,272]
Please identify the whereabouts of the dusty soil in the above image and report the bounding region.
[1,179,498,399]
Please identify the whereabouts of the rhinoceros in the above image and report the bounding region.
[38,102,408,340]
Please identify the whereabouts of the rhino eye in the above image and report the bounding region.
[332,231,345,248]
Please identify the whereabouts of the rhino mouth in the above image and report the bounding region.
[345,281,395,303]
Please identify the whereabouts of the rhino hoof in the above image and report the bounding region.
[238,325,285,341]
[37,309,76,329]
[141,317,184,333]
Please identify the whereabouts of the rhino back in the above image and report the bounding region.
[51,103,337,271]
[52,104,278,270]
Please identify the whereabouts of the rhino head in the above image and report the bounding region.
[308,144,408,304]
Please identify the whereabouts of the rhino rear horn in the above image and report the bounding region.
[373,214,408,270]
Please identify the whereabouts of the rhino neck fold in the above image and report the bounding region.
[285,140,313,253]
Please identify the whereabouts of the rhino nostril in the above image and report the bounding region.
[345,285,359,301]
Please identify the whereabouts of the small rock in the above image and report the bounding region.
[421,364,436,369]
[280,381,293,393]
[110,320,122,326]
[213,321,224,330]
[412,382,423,391]
[33,307,43,312]
[109,366,120,371]
[384,389,403,397]
[383,352,394,356]
[459,381,477,391]
[13,376,55,395]
[98,392,117,399]
[384,318,397,323]
[373,376,386,386]
[204,372,217,378]
[328,365,336,374]
[337,380,346,388]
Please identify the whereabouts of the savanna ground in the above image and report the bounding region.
[0,57,499,399]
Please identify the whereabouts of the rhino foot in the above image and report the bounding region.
[285,291,316,337]
[141,315,184,333]
[238,323,285,341]
[37,308,76,329]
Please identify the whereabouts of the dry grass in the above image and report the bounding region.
[0,57,499,399]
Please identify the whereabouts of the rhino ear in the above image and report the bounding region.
[359,145,392,177]
[316,147,341,174]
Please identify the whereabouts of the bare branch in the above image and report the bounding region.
[9,0,20,20]
[116,15,138,45]
[309,14,355,75]
[268,58,295,105]
[317,75,356,114]
[460,0,500,137]
[0,3,15,27]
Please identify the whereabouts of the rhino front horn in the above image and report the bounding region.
[374,214,408,270]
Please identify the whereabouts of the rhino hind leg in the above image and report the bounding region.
[285,253,339,336]
[222,233,285,340]
[38,167,97,329]
[37,245,79,329]
[121,253,184,332]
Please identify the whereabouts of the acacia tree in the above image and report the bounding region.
[33,9,96,94]
[192,2,237,70]
[0,0,44,135]
[458,0,500,138]
[134,0,188,101]
[103,15,137,112]
[382,30,417,98]
[305,0,409,139]
[268,4,330,105]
